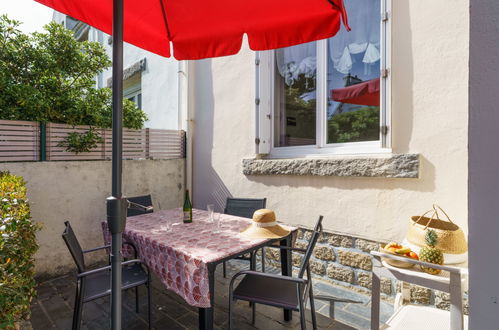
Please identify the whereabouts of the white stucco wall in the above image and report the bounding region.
[191,0,469,242]
[2,159,184,277]
[101,39,180,130]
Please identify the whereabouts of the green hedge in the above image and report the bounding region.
[0,172,40,329]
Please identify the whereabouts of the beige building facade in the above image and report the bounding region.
[189,0,469,243]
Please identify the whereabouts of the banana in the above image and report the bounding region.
[395,247,411,254]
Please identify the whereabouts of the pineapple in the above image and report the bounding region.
[419,229,444,275]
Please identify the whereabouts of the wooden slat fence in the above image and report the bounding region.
[0,120,39,162]
[0,120,185,162]
[148,129,185,160]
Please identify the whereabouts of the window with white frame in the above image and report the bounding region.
[124,74,142,109]
[257,0,390,157]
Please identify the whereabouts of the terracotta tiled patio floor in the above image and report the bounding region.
[30,262,393,329]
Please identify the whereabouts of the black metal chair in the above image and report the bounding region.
[127,194,154,217]
[228,216,323,330]
[223,197,267,277]
[62,221,151,330]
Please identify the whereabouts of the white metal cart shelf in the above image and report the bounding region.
[370,251,468,330]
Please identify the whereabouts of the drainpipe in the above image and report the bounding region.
[178,60,194,198]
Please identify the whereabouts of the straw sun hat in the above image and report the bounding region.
[240,209,290,239]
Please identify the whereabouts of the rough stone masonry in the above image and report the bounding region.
[243,154,419,178]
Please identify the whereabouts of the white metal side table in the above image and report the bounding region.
[370,251,468,330]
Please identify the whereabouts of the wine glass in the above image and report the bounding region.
[207,204,214,222]
[213,213,221,233]
[160,216,172,232]
[175,208,183,226]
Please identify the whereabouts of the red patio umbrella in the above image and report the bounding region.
[34,0,350,329]
[35,0,350,59]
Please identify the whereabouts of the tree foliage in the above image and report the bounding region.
[0,15,147,129]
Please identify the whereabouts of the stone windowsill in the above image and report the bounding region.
[242,154,419,178]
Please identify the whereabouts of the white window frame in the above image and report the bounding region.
[256,0,392,158]
[124,83,142,109]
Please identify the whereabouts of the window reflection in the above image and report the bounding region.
[272,0,382,148]
[327,0,381,144]
[274,42,317,147]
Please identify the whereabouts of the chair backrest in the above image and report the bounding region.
[224,197,267,218]
[298,216,323,279]
[62,221,86,273]
[127,194,153,217]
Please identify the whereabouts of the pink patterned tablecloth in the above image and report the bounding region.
[102,208,290,308]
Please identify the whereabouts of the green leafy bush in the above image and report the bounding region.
[57,127,104,154]
[0,172,40,329]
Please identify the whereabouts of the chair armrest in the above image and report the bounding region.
[77,259,145,278]
[83,245,111,253]
[128,201,154,213]
[83,242,138,258]
[266,245,307,253]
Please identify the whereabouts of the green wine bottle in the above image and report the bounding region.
[183,189,192,223]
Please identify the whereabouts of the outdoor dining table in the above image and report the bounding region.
[102,208,296,330]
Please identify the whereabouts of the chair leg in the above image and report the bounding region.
[228,290,234,330]
[135,286,140,313]
[252,301,256,325]
[223,261,227,278]
[299,294,306,330]
[261,247,265,273]
[72,280,84,330]
[309,283,317,330]
[147,282,152,330]
[249,253,255,308]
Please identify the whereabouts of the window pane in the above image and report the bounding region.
[274,42,316,147]
[327,0,381,144]
[137,93,142,109]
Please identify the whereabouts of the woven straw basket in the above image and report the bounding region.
[406,204,467,254]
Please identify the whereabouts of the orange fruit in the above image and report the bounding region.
[409,251,419,260]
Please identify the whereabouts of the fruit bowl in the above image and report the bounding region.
[380,244,415,269]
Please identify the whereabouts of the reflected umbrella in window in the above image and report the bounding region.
[331,77,380,107]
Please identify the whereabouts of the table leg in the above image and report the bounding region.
[371,261,381,330]
[199,264,216,330]
[280,236,293,322]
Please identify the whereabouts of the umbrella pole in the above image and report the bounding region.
[106,0,126,329]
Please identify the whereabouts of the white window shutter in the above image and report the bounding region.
[255,51,272,155]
